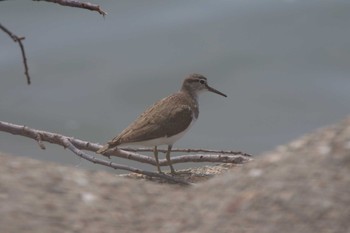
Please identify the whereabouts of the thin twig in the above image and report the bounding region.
[0,23,31,85]
[35,133,46,149]
[1,1,106,85]
[33,0,107,16]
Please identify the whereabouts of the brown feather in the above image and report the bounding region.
[97,91,198,154]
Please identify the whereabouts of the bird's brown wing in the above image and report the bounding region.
[97,95,194,154]
[115,102,194,145]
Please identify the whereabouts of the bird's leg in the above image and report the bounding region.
[166,145,176,175]
[153,146,162,173]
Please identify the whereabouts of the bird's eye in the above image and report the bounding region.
[199,80,205,84]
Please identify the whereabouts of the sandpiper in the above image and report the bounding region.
[97,73,227,174]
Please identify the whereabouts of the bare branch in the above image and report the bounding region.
[33,0,107,16]
[124,147,253,157]
[0,121,251,167]
[61,138,190,185]
[1,1,107,85]
[0,121,189,185]
[0,23,31,85]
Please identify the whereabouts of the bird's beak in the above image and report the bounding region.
[206,84,227,97]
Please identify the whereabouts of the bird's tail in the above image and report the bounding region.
[96,144,111,154]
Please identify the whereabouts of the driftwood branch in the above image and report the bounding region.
[0,121,251,166]
[0,120,251,183]
[33,0,107,16]
[0,23,31,85]
[0,121,189,185]
[124,147,252,157]
[61,138,190,185]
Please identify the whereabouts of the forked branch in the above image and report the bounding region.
[0,0,107,85]
[0,121,189,185]
[0,120,252,183]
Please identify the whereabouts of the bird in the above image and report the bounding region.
[97,73,227,174]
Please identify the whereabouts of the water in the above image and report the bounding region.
[1,0,350,172]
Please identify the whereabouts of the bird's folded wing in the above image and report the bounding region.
[111,104,193,145]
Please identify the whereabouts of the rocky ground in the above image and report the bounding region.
[1,117,350,233]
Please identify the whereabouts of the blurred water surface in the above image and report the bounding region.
[1,1,349,171]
